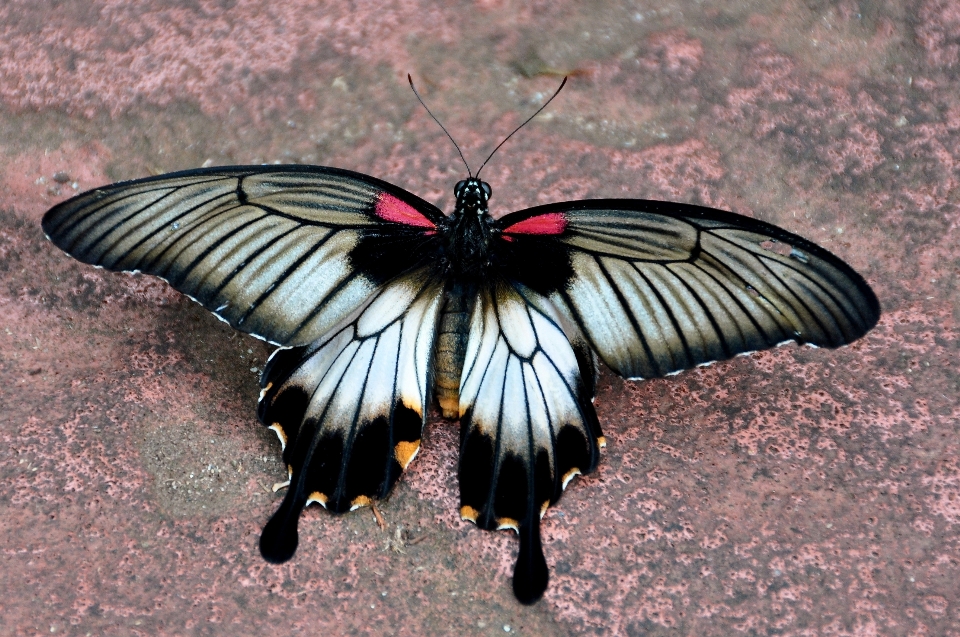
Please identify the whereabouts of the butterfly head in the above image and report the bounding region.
[454,178,491,217]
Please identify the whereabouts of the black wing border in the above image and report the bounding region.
[42,163,449,231]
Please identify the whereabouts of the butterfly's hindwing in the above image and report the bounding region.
[458,281,601,604]
[495,201,880,380]
[41,166,445,347]
[257,268,445,563]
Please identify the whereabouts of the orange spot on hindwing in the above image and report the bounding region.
[350,495,372,510]
[394,440,421,469]
[307,492,328,508]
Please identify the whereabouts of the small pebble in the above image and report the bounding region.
[52,171,71,183]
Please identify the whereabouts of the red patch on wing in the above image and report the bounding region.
[374,192,436,228]
[502,212,567,235]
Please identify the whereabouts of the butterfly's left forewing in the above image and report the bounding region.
[257,267,445,563]
[458,280,602,604]
[41,166,445,347]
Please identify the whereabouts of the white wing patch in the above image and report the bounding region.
[41,167,440,347]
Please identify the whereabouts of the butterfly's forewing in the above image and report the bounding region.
[41,166,445,347]
[257,268,445,562]
[496,200,880,380]
[458,280,602,604]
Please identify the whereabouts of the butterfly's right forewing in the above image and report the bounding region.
[496,200,880,381]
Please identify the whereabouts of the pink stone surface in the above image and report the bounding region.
[1,1,959,635]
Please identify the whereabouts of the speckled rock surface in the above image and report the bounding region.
[1,1,958,635]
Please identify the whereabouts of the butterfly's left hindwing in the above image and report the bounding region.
[257,268,445,563]
[458,281,601,604]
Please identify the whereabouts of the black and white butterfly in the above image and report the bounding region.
[41,80,879,604]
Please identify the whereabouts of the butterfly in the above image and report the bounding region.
[41,78,880,604]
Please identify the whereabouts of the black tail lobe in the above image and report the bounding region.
[512,515,549,605]
[259,486,306,564]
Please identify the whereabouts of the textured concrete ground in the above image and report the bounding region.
[1,1,959,635]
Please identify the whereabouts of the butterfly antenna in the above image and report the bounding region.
[476,76,567,178]
[408,74,473,177]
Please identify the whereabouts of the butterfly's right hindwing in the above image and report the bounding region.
[41,166,445,346]
[457,281,602,604]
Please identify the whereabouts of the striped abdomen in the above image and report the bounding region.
[434,284,475,418]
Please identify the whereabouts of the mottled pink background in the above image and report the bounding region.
[2,1,959,635]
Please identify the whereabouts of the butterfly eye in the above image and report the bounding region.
[481,181,492,199]
[454,180,467,198]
